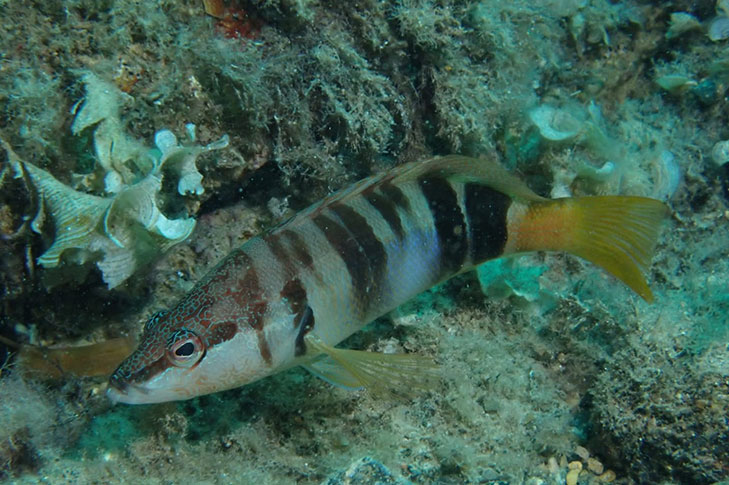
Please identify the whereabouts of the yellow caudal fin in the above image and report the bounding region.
[510,196,668,302]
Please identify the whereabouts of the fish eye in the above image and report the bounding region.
[175,341,195,357]
[166,329,204,368]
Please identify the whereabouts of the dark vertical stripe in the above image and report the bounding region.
[312,213,372,307]
[280,229,314,270]
[246,298,270,365]
[464,183,511,263]
[329,202,388,301]
[418,175,468,275]
[281,278,308,324]
[379,180,411,212]
[224,250,272,365]
[256,330,272,364]
[362,189,405,240]
[267,233,295,276]
[280,278,314,357]
[278,228,326,286]
[206,321,238,346]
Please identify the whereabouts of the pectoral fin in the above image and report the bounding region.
[304,335,439,397]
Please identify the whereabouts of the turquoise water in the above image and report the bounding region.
[1,1,728,483]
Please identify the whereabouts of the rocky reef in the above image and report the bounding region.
[0,1,728,484]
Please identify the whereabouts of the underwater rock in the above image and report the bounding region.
[691,78,718,106]
[528,102,616,158]
[576,160,616,183]
[652,150,682,201]
[713,140,729,203]
[528,105,582,142]
[711,139,729,167]
[476,258,558,313]
[665,12,701,39]
[655,74,697,93]
[708,16,729,41]
[589,342,729,483]
[323,456,411,485]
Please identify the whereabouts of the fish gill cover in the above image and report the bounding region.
[0,0,727,484]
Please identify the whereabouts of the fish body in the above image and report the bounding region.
[108,156,666,404]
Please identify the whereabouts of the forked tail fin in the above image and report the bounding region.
[510,196,668,302]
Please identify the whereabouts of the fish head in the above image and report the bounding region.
[107,299,272,404]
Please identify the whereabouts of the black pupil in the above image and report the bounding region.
[175,341,195,357]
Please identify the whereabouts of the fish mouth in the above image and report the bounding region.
[106,374,152,404]
[107,372,193,404]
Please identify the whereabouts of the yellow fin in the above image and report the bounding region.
[511,196,668,302]
[305,336,439,397]
[303,356,364,390]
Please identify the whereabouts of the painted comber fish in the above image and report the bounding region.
[108,155,667,404]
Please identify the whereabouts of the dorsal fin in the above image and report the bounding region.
[272,155,542,234]
[390,155,545,202]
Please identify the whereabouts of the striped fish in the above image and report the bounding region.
[108,155,666,404]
